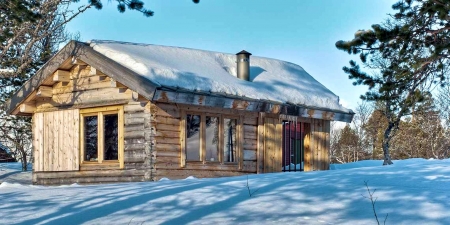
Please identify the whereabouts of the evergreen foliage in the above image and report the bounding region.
[335,0,450,165]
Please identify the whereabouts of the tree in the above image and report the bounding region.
[330,124,359,163]
[335,0,450,165]
[0,0,200,79]
[351,102,372,159]
[0,0,71,171]
[0,0,200,170]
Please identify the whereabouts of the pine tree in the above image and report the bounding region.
[335,0,450,165]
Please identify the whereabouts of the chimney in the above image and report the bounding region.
[236,50,251,81]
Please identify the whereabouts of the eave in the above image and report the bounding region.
[152,89,354,123]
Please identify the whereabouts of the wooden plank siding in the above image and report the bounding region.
[33,109,79,172]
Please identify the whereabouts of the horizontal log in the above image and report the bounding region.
[124,102,147,112]
[154,136,180,145]
[155,156,180,164]
[244,125,257,133]
[152,103,180,118]
[155,123,180,132]
[184,163,239,171]
[79,163,120,171]
[244,139,257,145]
[52,79,113,95]
[37,86,53,98]
[155,168,251,179]
[244,133,257,140]
[155,163,182,170]
[243,117,257,125]
[124,162,152,170]
[155,143,180,152]
[151,116,180,126]
[124,138,146,145]
[53,70,70,82]
[243,149,257,161]
[125,117,145,126]
[155,150,180,158]
[124,130,145,139]
[35,99,130,113]
[154,130,180,138]
[34,169,146,179]
[124,149,148,163]
[37,88,133,109]
[125,112,147,119]
[125,124,145,133]
[243,143,257,150]
[125,143,146,151]
[36,176,146,185]
[242,161,257,172]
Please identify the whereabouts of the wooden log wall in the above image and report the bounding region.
[33,65,152,185]
[151,102,259,180]
[35,65,134,112]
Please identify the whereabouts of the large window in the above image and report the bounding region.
[80,106,124,168]
[183,112,241,165]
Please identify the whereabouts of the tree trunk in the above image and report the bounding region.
[20,146,28,171]
[382,123,394,165]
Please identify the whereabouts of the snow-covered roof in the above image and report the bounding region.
[89,40,350,113]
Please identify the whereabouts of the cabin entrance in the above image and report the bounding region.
[282,121,308,172]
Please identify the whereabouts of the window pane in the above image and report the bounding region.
[223,118,237,163]
[104,114,118,160]
[186,114,201,161]
[205,117,219,162]
[84,116,98,161]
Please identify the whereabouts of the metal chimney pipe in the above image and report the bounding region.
[236,50,251,81]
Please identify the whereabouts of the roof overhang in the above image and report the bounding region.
[152,89,354,123]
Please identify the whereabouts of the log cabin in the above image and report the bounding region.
[4,40,354,185]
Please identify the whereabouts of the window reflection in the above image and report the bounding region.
[84,116,98,161]
[223,118,237,163]
[205,117,219,162]
[104,114,118,160]
[186,114,201,161]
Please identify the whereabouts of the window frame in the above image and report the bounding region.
[181,110,243,167]
[80,105,124,169]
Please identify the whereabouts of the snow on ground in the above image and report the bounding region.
[0,163,32,185]
[89,40,350,113]
[1,159,450,225]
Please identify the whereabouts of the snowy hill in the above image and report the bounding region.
[1,159,450,224]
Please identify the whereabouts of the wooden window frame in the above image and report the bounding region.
[80,105,124,169]
[181,111,243,167]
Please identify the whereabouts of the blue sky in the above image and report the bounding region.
[67,0,397,110]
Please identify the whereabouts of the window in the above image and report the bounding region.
[282,121,306,172]
[183,112,241,165]
[80,106,124,168]
[205,116,219,162]
[223,118,237,163]
[186,114,201,161]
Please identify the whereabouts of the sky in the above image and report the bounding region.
[66,0,398,111]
